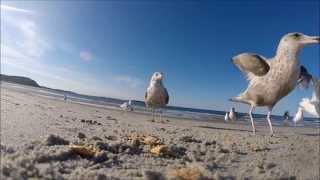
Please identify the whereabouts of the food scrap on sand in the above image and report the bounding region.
[150,145,169,156]
[167,166,206,180]
[127,134,163,146]
[69,144,100,158]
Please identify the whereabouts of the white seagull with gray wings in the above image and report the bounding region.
[231,32,319,135]
[145,72,169,121]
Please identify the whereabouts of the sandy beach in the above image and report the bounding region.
[1,84,319,180]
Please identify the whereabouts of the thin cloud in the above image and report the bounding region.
[80,51,94,61]
[1,5,52,60]
[115,75,143,88]
[1,5,34,14]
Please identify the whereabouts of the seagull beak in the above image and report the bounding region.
[159,72,164,79]
[302,35,320,45]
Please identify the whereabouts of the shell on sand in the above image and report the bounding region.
[69,144,100,158]
[150,145,168,156]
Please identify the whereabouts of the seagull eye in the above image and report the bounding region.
[292,33,301,39]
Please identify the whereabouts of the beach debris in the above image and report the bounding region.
[249,144,270,152]
[104,135,118,141]
[167,165,207,180]
[80,119,102,126]
[78,132,86,139]
[143,135,162,146]
[230,32,319,135]
[92,150,108,163]
[144,170,165,180]
[150,145,169,156]
[69,144,100,158]
[266,162,277,170]
[127,134,163,146]
[145,72,169,122]
[204,140,216,146]
[91,136,103,141]
[180,136,202,143]
[44,134,69,146]
[107,116,117,121]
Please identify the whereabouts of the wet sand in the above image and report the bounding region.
[1,85,319,180]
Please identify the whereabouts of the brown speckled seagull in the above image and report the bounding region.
[231,32,319,135]
[145,72,169,121]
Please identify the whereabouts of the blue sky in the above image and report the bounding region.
[1,1,319,115]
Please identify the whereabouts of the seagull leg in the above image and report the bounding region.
[152,108,155,121]
[267,107,274,135]
[249,105,256,134]
[159,108,162,122]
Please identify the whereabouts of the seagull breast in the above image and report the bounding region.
[145,85,169,108]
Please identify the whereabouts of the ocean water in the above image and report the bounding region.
[3,82,319,128]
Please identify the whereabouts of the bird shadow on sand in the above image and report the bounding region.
[196,125,252,133]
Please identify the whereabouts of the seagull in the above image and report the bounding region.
[293,107,304,126]
[120,100,133,111]
[230,32,319,135]
[283,111,290,126]
[224,112,229,122]
[299,77,320,118]
[145,72,169,121]
[228,107,237,121]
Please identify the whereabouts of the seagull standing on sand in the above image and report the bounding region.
[293,107,304,126]
[120,100,133,111]
[299,77,320,118]
[231,33,319,135]
[145,72,169,121]
[228,107,237,121]
[224,112,230,122]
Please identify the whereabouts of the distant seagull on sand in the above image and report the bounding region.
[299,77,320,118]
[120,100,133,111]
[293,107,304,126]
[145,72,169,121]
[228,107,237,121]
[283,111,290,126]
[230,32,319,135]
[224,112,229,122]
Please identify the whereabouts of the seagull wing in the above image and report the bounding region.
[232,53,270,81]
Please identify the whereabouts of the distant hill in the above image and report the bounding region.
[0,74,40,87]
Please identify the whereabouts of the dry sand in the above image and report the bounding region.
[1,85,319,180]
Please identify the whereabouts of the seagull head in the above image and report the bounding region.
[280,32,320,49]
[150,72,164,86]
[151,72,164,81]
